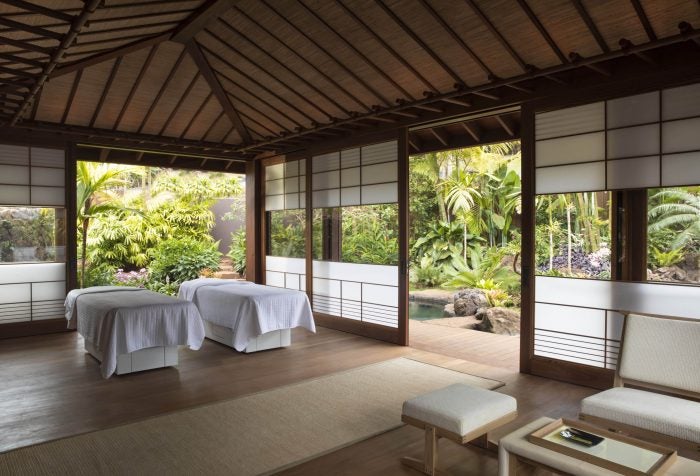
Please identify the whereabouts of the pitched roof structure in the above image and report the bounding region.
[0,0,699,163]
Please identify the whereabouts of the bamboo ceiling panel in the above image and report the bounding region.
[527,0,602,58]
[63,58,115,126]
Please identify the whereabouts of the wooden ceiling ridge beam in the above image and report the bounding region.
[261,0,391,109]
[374,0,464,86]
[10,0,102,126]
[297,0,415,101]
[232,28,700,154]
[0,0,74,23]
[571,0,610,53]
[234,4,371,113]
[333,0,438,94]
[217,17,350,118]
[207,25,336,122]
[515,0,568,64]
[186,40,252,144]
[418,0,493,79]
[198,41,314,125]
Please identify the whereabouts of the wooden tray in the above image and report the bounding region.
[528,418,677,475]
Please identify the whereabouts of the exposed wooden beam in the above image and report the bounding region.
[375,0,464,86]
[0,35,52,55]
[630,0,656,41]
[89,57,122,128]
[137,50,187,134]
[408,136,421,152]
[0,0,74,22]
[52,33,170,78]
[429,128,449,146]
[60,69,82,124]
[201,110,225,142]
[441,97,471,107]
[571,0,610,53]
[158,72,201,136]
[180,92,213,139]
[114,45,159,130]
[171,0,233,43]
[0,52,43,68]
[495,115,515,137]
[0,64,34,78]
[461,122,480,142]
[226,91,293,134]
[10,0,101,125]
[0,16,64,40]
[186,40,252,144]
[569,52,611,76]
[516,0,568,64]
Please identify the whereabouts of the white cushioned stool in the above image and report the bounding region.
[401,383,517,475]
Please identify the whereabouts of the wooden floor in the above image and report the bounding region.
[409,319,520,370]
[0,326,595,475]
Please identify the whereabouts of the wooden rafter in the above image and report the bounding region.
[461,122,480,142]
[429,128,448,146]
[0,0,74,23]
[180,92,213,139]
[137,49,187,134]
[171,0,233,43]
[0,16,64,40]
[114,45,159,130]
[158,72,200,136]
[495,115,515,137]
[225,92,292,135]
[89,57,122,128]
[516,0,568,64]
[630,0,656,41]
[186,40,252,144]
[571,0,610,53]
[0,35,52,55]
[60,69,82,124]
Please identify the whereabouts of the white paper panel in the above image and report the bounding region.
[31,147,64,167]
[362,283,398,307]
[0,283,31,303]
[535,303,606,338]
[265,271,285,288]
[361,161,397,185]
[534,347,604,367]
[284,274,301,290]
[535,276,700,319]
[340,186,361,206]
[0,185,30,205]
[663,83,700,120]
[0,263,65,284]
[606,124,659,159]
[284,160,298,176]
[312,189,340,208]
[535,132,605,166]
[342,281,362,301]
[535,102,605,140]
[662,117,700,154]
[266,178,284,195]
[31,186,64,206]
[312,152,340,172]
[341,148,361,168]
[606,92,659,128]
[661,152,700,186]
[265,256,306,274]
[32,281,66,301]
[606,156,660,190]
[361,141,397,165]
[265,194,284,211]
[265,163,283,180]
[341,167,361,187]
[312,170,340,190]
[361,182,398,204]
[300,193,306,209]
[536,161,605,194]
[313,277,341,298]
[284,193,299,209]
[300,178,306,193]
[313,260,397,286]
[284,176,299,193]
[31,167,64,187]
[606,311,624,341]
[0,144,29,166]
[0,165,29,185]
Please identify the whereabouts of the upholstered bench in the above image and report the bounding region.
[401,383,517,475]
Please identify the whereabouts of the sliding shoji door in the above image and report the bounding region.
[526,82,700,387]
[0,144,67,332]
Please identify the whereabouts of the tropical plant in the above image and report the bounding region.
[648,188,700,251]
[441,245,519,292]
[649,246,686,268]
[341,205,399,265]
[148,237,221,293]
[228,229,247,275]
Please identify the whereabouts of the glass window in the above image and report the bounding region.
[0,207,65,263]
[647,186,700,284]
[535,192,611,279]
[266,209,305,258]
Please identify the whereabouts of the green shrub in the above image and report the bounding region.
[228,229,246,275]
[148,237,221,288]
[80,262,115,288]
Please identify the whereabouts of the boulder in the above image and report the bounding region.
[474,307,520,336]
[452,289,489,316]
[443,303,456,317]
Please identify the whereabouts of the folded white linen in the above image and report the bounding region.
[179,279,315,351]
[64,287,205,378]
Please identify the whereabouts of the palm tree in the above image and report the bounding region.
[76,162,134,287]
[648,188,700,250]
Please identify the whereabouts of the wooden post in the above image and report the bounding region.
[245,160,263,284]
[424,426,437,475]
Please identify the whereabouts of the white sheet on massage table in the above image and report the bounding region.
[178,279,316,352]
[64,286,205,378]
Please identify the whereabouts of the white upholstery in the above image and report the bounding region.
[581,387,700,444]
[402,383,516,436]
[619,314,700,394]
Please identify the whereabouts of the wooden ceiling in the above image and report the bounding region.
[0,0,699,162]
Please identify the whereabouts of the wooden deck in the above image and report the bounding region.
[409,319,521,371]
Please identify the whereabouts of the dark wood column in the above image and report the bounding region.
[519,104,535,374]
[245,160,263,284]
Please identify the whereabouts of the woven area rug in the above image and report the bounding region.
[0,358,502,476]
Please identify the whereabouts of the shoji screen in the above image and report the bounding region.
[533,82,700,370]
[311,141,399,328]
[0,144,66,325]
[264,160,306,290]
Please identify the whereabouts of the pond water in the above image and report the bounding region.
[408,301,445,320]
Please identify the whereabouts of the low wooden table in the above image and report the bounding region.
[498,417,700,476]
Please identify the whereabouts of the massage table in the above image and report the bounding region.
[65,286,205,378]
[178,278,315,353]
